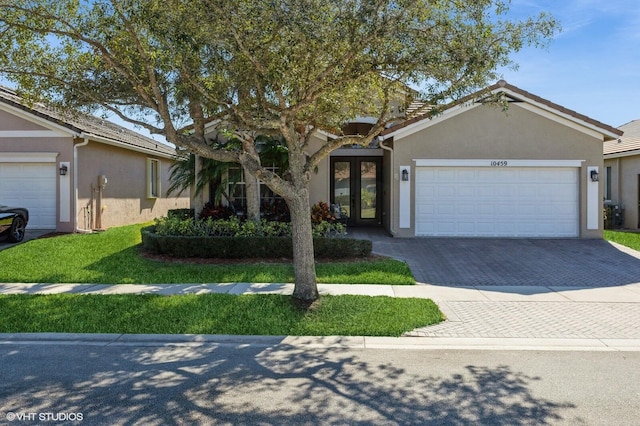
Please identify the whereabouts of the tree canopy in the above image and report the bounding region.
[0,0,559,300]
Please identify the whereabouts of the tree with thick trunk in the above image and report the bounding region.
[0,0,559,301]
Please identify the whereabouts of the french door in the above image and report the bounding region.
[330,157,382,226]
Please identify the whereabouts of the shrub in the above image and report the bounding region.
[199,202,236,220]
[143,213,365,259]
[167,208,195,220]
[141,227,371,259]
[153,216,345,238]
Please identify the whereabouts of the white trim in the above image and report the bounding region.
[59,161,71,223]
[413,159,584,168]
[384,86,621,142]
[0,102,80,136]
[587,166,599,230]
[387,103,476,141]
[0,130,69,138]
[146,158,161,198]
[604,150,640,160]
[0,152,58,162]
[399,165,411,228]
[80,132,176,159]
[498,88,621,140]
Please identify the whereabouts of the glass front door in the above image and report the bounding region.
[331,157,382,226]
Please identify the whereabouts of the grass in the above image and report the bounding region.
[0,223,434,336]
[604,230,640,251]
[0,293,443,337]
[0,223,415,285]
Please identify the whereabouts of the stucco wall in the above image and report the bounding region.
[0,110,75,232]
[389,103,605,238]
[604,156,638,229]
[75,141,189,230]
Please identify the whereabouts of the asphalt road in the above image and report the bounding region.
[1,339,639,425]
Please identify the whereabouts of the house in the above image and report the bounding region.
[0,86,189,233]
[603,119,640,229]
[201,80,622,238]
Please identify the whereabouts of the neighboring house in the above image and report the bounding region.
[603,119,640,229]
[201,80,621,238]
[0,86,189,233]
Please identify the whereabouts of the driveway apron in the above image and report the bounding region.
[350,228,640,342]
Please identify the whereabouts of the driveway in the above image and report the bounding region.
[350,229,640,288]
[0,229,51,251]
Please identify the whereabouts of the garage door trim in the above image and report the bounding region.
[0,152,58,163]
[414,159,583,168]
[414,160,580,238]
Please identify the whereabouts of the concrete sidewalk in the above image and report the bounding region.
[2,281,640,351]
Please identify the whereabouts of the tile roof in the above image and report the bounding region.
[604,119,640,156]
[0,86,176,157]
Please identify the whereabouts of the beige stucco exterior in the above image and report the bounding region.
[307,91,616,239]
[0,99,189,233]
[75,141,189,231]
[388,103,606,238]
[604,156,638,229]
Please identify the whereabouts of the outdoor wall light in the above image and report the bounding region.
[590,170,599,182]
[59,164,68,176]
[401,168,409,181]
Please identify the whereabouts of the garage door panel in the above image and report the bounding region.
[0,162,56,229]
[415,166,579,237]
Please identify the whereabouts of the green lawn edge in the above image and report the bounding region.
[0,294,444,337]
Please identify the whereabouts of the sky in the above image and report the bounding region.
[2,0,638,137]
[497,0,640,128]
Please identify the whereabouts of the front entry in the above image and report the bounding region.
[330,157,382,226]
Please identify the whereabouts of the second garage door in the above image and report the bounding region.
[415,166,579,237]
[0,162,57,229]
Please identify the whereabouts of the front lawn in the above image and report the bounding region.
[0,223,415,285]
[0,293,443,336]
[604,230,640,251]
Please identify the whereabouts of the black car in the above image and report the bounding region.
[0,205,29,243]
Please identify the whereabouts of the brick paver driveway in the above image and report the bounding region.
[354,230,640,288]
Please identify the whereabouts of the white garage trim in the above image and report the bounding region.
[0,161,57,229]
[415,165,579,238]
[0,152,59,162]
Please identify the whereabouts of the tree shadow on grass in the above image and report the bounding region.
[0,339,576,425]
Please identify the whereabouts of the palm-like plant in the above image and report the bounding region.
[168,135,289,210]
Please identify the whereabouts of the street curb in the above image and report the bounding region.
[2,333,640,352]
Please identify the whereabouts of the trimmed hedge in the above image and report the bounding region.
[141,226,372,259]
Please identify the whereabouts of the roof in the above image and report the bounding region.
[604,119,640,157]
[0,86,176,158]
[382,80,623,141]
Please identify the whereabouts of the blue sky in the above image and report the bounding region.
[499,0,640,127]
[120,0,640,138]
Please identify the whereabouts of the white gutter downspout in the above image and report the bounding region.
[74,137,90,232]
[379,136,396,236]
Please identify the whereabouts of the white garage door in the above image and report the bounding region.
[0,162,57,229]
[415,167,579,237]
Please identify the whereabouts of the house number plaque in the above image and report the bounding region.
[490,160,508,167]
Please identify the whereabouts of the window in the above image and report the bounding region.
[147,158,161,198]
[605,166,612,202]
[226,165,282,213]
